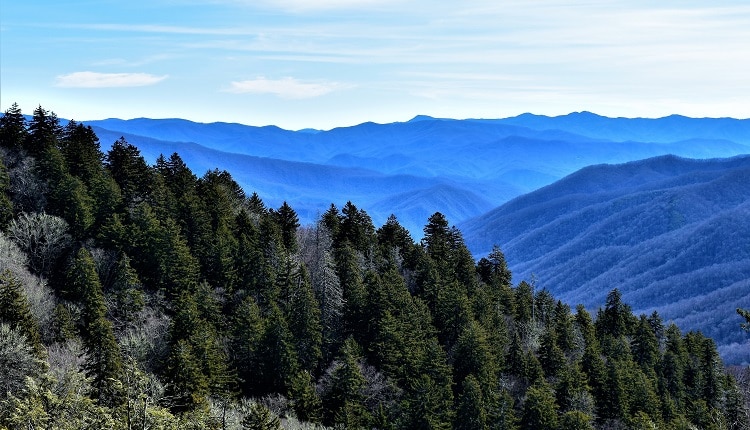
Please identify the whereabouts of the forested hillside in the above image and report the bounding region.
[0,103,748,429]
[459,155,750,364]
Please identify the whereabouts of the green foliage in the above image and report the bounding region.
[0,104,743,429]
[0,270,43,356]
[455,375,487,430]
[67,248,124,406]
[241,402,281,430]
[521,382,559,430]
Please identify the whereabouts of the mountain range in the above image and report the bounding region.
[459,154,750,364]
[87,113,750,236]
[85,113,750,363]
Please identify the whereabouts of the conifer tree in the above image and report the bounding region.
[321,337,371,428]
[632,314,660,371]
[455,375,487,430]
[538,327,566,379]
[452,318,497,392]
[104,137,152,204]
[242,402,282,430]
[257,303,300,394]
[60,121,104,186]
[339,201,376,255]
[521,382,559,430]
[0,160,14,228]
[0,270,43,357]
[273,201,300,253]
[559,410,595,430]
[0,102,28,150]
[68,248,123,407]
[25,105,62,156]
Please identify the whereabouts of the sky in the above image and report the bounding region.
[1,0,749,130]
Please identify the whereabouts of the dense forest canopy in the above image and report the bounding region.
[0,103,748,429]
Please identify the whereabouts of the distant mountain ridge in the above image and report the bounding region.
[459,154,750,363]
[86,113,750,236]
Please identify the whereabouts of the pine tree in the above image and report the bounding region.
[230,295,264,396]
[25,105,62,156]
[242,403,282,430]
[455,375,488,430]
[559,410,595,430]
[321,337,371,428]
[289,370,323,423]
[339,201,376,256]
[104,137,152,204]
[283,266,323,373]
[538,328,566,379]
[596,288,635,339]
[68,248,123,407]
[60,121,104,186]
[632,315,660,371]
[452,318,497,392]
[273,201,300,253]
[0,270,43,357]
[257,303,300,394]
[476,245,512,288]
[521,382,559,430]
[0,160,14,228]
[0,102,28,150]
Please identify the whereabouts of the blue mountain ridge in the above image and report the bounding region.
[458,154,750,364]
[87,113,750,238]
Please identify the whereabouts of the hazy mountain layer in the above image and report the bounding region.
[88,114,750,236]
[459,155,750,363]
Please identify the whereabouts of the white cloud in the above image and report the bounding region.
[55,72,168,88]
[224,0,404,12]
[226,77,349,98]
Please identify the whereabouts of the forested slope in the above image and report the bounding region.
[0,104,747,429]
[460,155,750,364]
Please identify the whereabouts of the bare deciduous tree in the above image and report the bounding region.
[7,212,71,276]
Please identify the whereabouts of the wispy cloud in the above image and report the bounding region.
[222,0,404,12]
[55,71,168,88]
[226,77,349,98]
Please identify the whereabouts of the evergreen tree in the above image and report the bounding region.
[241,403,282,430]
[455,374,488,430]
[273,201,300,253]
[632,314,660,371]
[321,337,371,428]
[339,201,376,256]
[68,248,124,407]
[452,318,497,392]
[283,266,323,373]
[60,121,104,185]
[0,160,14,228]
[25,105,62,156]
[288,370,323,424]
[476,245,512,288]
[738,307,750,331]
[596,288,635,339]
[230,295,264,396]
[521,382,559,430]
[538,327,566,379]
[104,137,152,204]
[0,270,43,356]
[0,102,28,150]
[559,410,595,430]
[257,303,299,394]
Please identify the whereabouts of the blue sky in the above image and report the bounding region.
[2,0,749,130]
